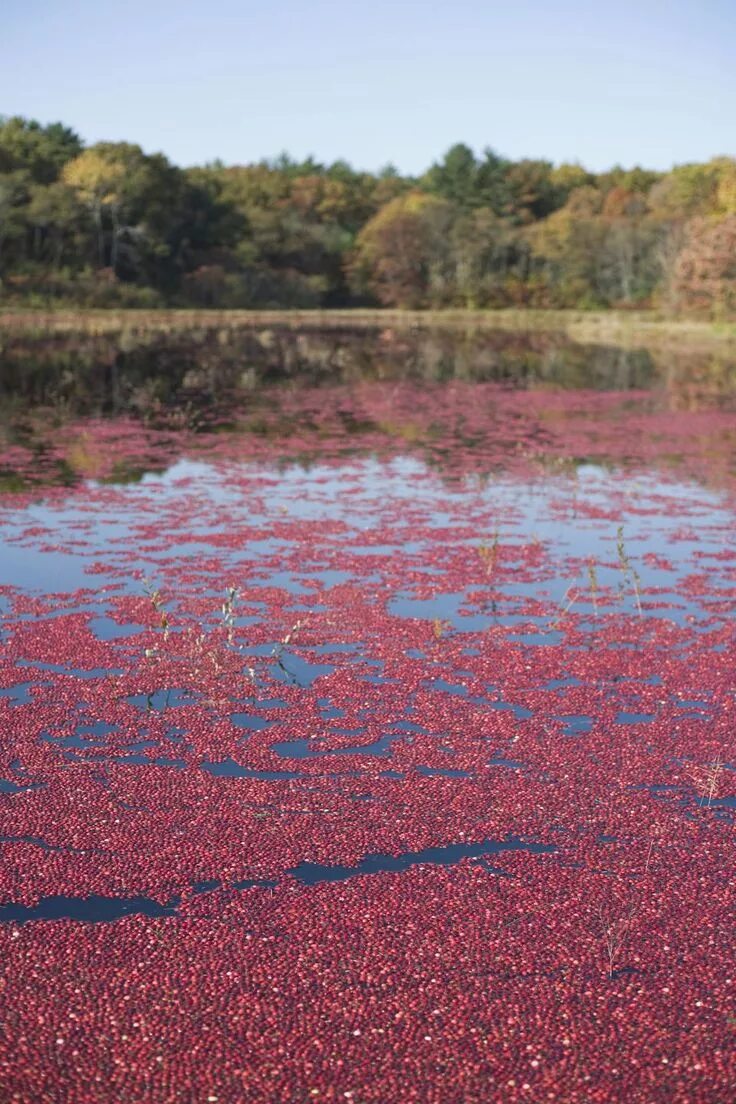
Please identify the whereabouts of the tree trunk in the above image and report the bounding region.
[94,199,105,268]
[110,204,119,275]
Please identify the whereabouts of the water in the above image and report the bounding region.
[1,354,734,843]
[0,328,735,1104]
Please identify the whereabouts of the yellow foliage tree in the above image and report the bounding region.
[62,147,126,269]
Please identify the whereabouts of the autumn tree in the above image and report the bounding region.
[349,192,454,307]
[503,159,559,223]
[526,188,607,306]
[449,209,524,307]
[672,215,736,316]
[647,160,723,219]
[62,143,203,288]
[62,146,127,269]
[0,112,734,312]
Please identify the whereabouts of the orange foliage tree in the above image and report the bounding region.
[673,215,736,316]
[348,192,453,308]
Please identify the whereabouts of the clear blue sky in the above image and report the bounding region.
[2,0,734,174]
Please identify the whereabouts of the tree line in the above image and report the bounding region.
[0,115,734,314]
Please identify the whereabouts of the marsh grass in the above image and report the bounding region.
[687,756,727,807]
[595,896,640,980]
[552,583,579,628]
[2,308,735,354]
[139,580,257,694]
[477,529,500,577]
[143,578,169,643]
[432,618,451,641]
[587,560,599,618]
[271,617,308,682]
[222,586,238,645]
[616,526,643,616]
[643,821,666,876]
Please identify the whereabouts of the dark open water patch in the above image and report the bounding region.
[270,731,399,760]
[201,757,303,780]
[0,836,555,923]
[416,765,471,778]
[0,779,27,794]
[0,681,52,705]
[290,836,556,885]
[0,894,180,924]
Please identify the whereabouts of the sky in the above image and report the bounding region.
[2,0,734,174]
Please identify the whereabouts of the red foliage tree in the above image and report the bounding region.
[673,215,736,316]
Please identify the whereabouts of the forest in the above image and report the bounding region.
[0,114,734,315]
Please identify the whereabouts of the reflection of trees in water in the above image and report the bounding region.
[662,349,736,411]
[0,326,731,432]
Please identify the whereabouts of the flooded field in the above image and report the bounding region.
[0,324,734,1102]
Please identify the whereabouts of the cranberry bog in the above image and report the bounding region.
[0,326,734,1103]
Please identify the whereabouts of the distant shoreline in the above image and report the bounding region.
[1,307,734,353]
